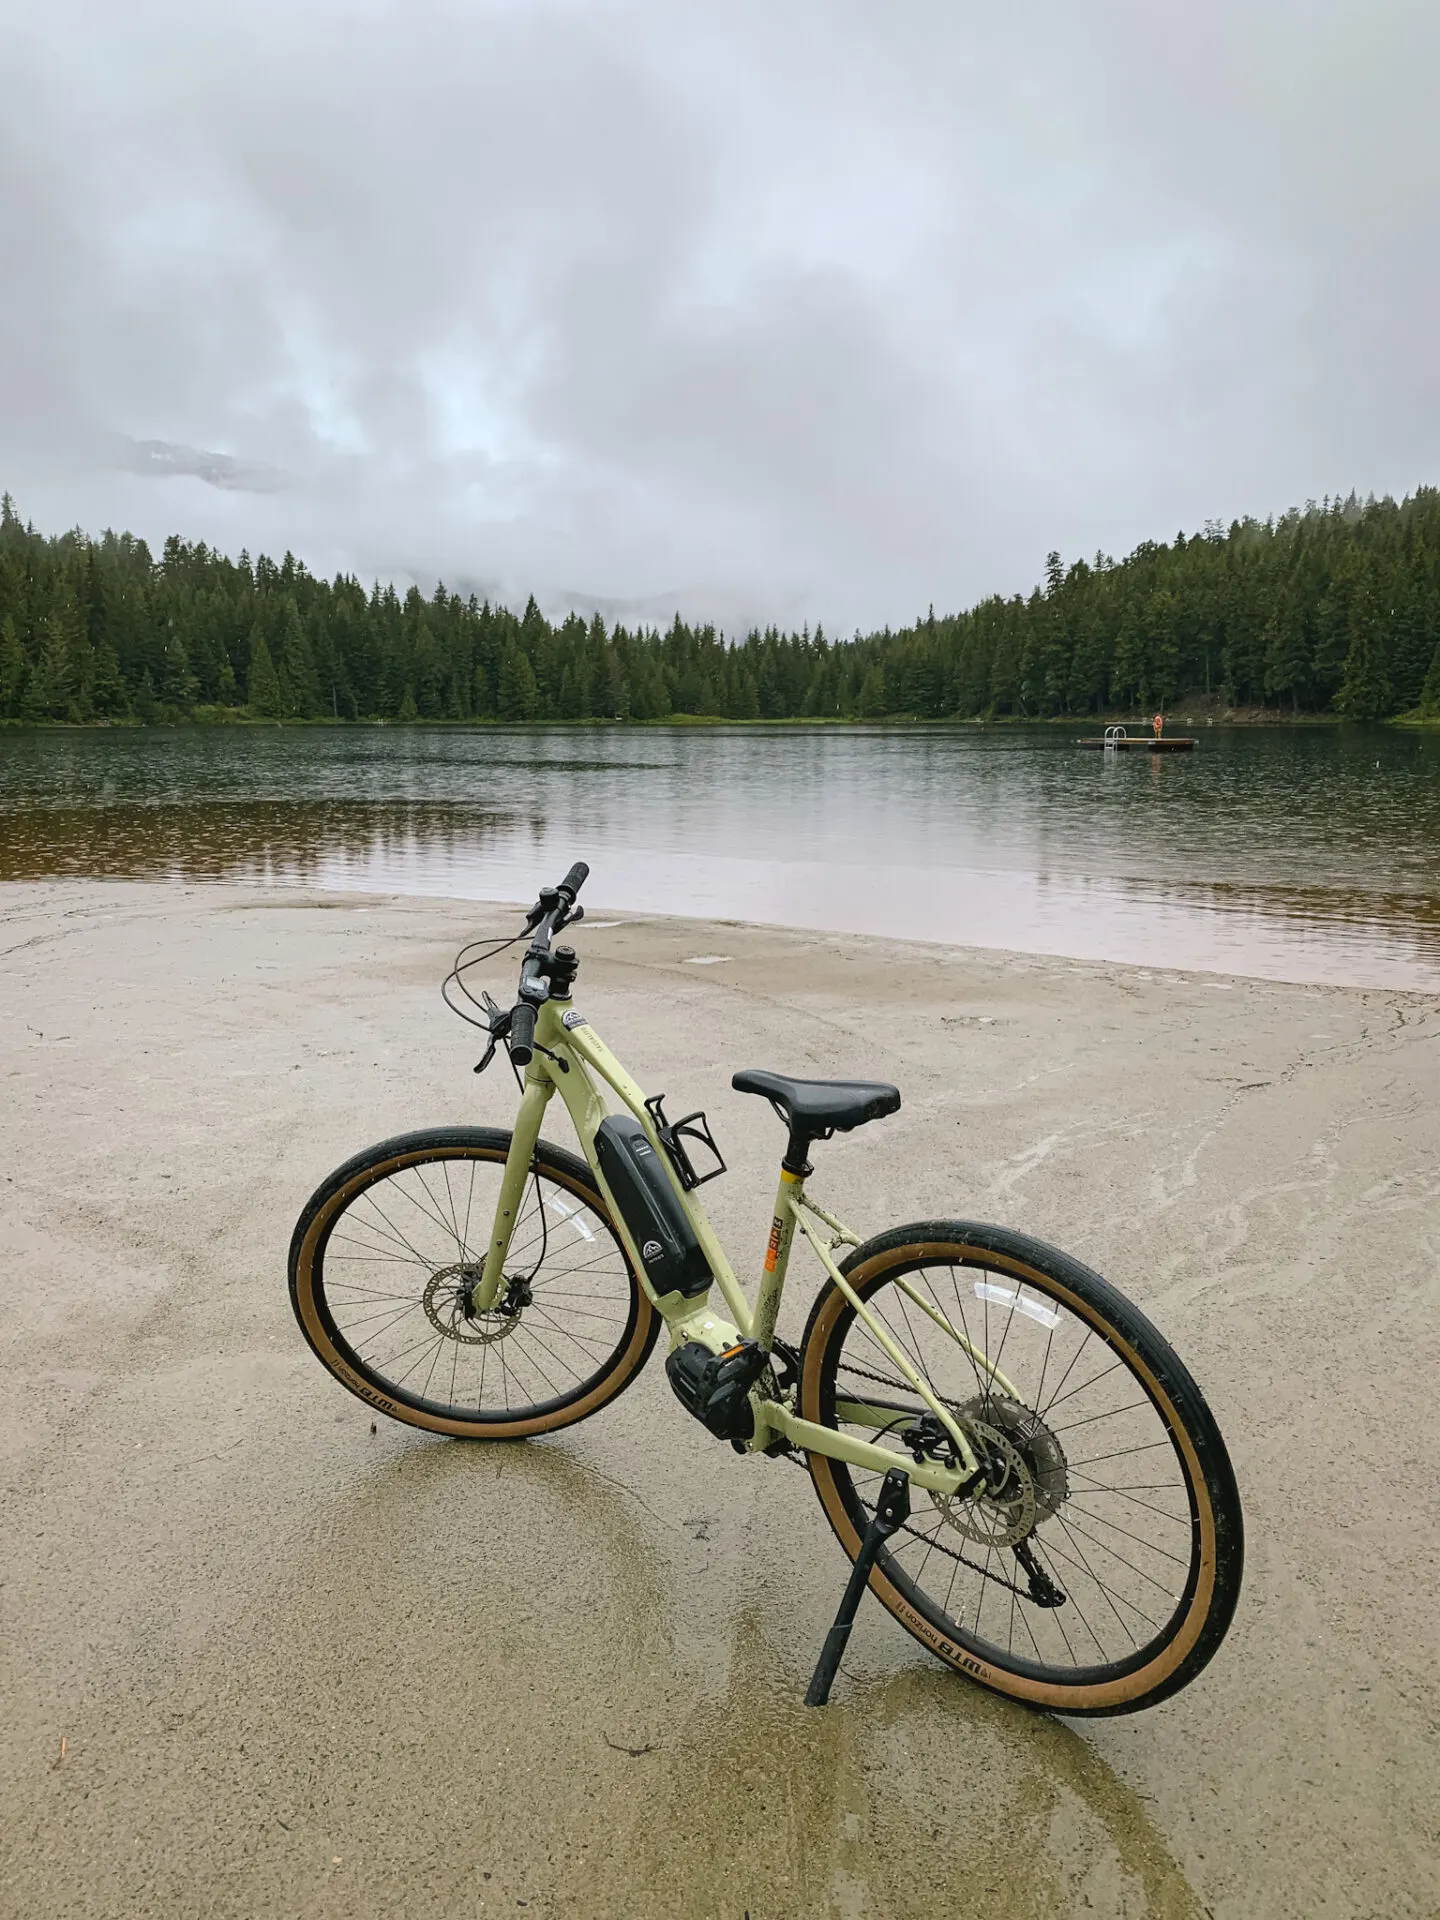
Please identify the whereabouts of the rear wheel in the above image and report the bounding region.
[289,1127,659,1437]
[799,1221,1243,1714]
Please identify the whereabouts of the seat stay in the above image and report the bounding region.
[790,1207,980,1478]
[796,1194,862,1250]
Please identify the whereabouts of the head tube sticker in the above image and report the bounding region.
[561,1010,588,1029]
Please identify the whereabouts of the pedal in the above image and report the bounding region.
[665,1339,769,1443]
[804,1467,911,1707]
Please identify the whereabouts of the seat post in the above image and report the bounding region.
[782,1129,813,1179]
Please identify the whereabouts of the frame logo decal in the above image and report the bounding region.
[763,1215,785,1274]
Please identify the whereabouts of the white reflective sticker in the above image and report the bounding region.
[973,1280,1060,1329]
[546,1195,595,1241]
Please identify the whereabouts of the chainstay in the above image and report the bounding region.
[778,1440,1034,1601]
[778,1350,1034,1600]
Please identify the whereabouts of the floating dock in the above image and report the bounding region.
[1078,727,1197,752]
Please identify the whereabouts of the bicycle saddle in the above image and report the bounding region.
[731,1070,901,1138]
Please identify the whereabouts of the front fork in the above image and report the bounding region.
[471,1071,554,1313]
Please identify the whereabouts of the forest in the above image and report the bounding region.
[2,485,1439,726]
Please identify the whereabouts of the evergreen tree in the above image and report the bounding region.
[497,646,539,721]
[1336,572,1392,720]
[278,599,323,717]
[856,664,886,717]
[28,586,84,720]
[247,625,282,718]
[0,612,25,718]
[1263,595,1309,712]
[5,482,1440,728]
[1418,638,1440,718]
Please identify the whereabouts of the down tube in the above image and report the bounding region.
[560,1022,753,1335]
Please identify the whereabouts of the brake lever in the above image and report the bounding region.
[473,993,510,1075]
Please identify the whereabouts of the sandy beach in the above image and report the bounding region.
[1,878,1437,1920]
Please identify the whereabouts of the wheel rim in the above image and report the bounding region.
[813,1252,1206,1686]
[309,1149,642,1424]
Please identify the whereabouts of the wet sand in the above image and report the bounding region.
[1,879,1437,1920]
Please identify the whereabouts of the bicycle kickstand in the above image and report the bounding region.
[804,1467,911,1708]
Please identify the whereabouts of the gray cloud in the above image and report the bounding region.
[114,438,293,492]
[2,0,1438,629]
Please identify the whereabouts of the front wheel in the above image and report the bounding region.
[289,1127,660,1437]
[799,1221,1243,1714]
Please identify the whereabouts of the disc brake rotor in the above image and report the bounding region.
[931,1396,1070,1549]
[422,1264,520,1346]
[932,1420,1036,1547]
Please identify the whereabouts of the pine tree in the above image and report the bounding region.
[856,664,886,717]
[1263,596,1310,712]
[247,625,282,718]
[1336,572,1392,719]
[29,586,85,720]
[1419,638,1440,718]
[497,647,540,721]
[1111,605,1145,708]
[278,600,322,718]
[4,481,1440,729]
[0,613,25,717]
[473,659,493,719]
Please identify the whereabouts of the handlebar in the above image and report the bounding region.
[558,861,589,904]
[508,999,538,1066]
[507,861,589,1066]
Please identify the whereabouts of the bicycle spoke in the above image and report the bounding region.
[316,1152,640,1422]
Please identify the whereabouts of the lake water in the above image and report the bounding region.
[2,724,1438,989]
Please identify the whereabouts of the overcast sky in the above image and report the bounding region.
[2,0,1438,631]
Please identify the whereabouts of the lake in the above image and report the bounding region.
[2,723,1438,989]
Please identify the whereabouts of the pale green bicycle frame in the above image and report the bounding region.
[469,994,1018,1495]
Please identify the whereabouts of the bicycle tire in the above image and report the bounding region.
[289,1126,660,1437]
[799,1220,1243,1714]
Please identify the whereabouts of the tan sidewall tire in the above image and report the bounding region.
[800,1232,1237,1715]
[290,1132,659,1439]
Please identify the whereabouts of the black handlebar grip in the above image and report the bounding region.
[509,1000,537,1066]
[558,861,589,903]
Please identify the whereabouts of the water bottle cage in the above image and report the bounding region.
[643,1094,727,1190]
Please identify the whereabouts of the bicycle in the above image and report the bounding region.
[289,862,1243,1714]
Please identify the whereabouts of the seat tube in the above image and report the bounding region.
[752,1166,802,1351]
[473,1069,554,1311]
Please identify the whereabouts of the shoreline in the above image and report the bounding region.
[4,709,1437,730]
[2,879,1437,1918]
[5,864,1437,996]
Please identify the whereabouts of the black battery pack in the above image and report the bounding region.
[593,1114,712,1300]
